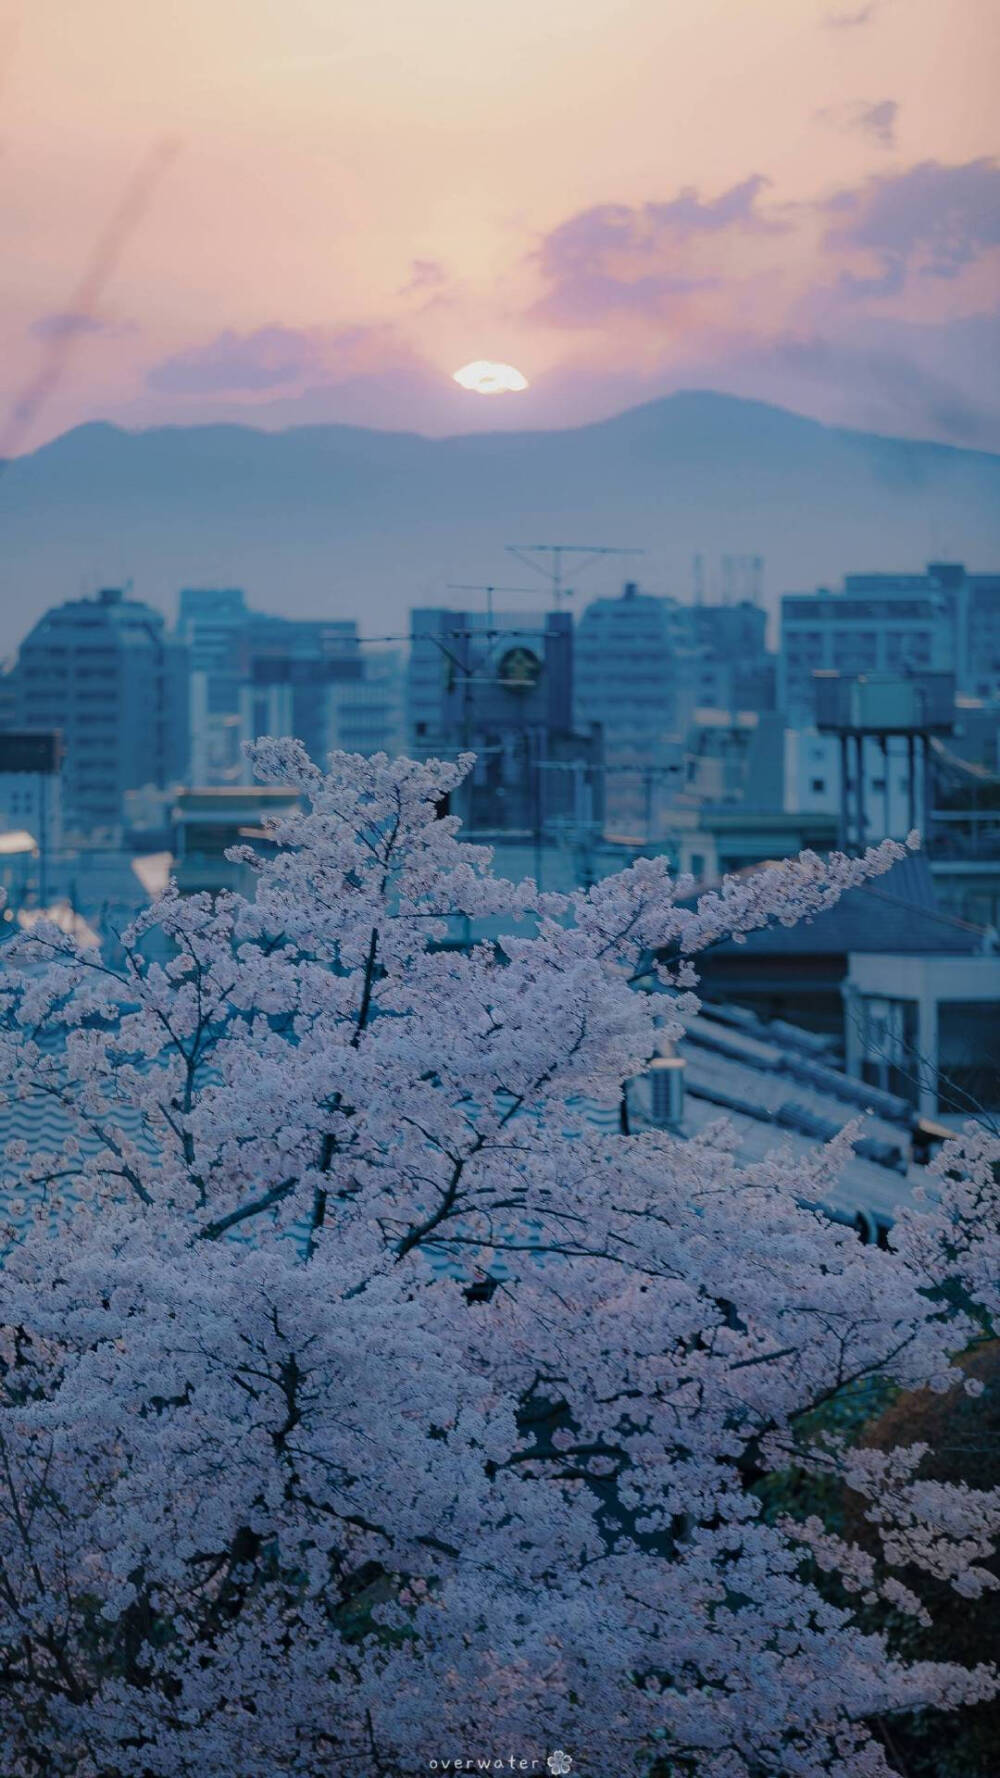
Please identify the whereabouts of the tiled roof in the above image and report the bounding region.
[1,987,933,1255]
[710,853,982,958]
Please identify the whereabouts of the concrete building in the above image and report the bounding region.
[178,588,252,783]
[689,600,774,714]
[326,650,405,757]
[574,583,695,836]
[688,852,987,1046]
[673,803,839,884]
[573,584,775,836]
[844,950,1000,1117]
[575,582,695,739]
[779,562,1000,721]
[779,566,959,721]
[11,589,189,841]
[237,644,363,771]
[178,589,365,778]
[0,830,41,923]
[171,786,303,896]
[0,660,17,730]
[958,573,1000,702]
[783,728,920,840]
[408,607,602,836]
[177,588,249,712]
[0,731,63,903]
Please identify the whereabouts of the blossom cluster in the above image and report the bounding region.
[0,744,996,1777]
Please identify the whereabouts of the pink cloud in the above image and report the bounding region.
[823,157,1000,294]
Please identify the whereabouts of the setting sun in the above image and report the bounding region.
[452,360,529,395]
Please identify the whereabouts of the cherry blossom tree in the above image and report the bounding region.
[0,743,996,1778]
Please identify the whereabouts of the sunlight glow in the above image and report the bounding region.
[453,360,529,395]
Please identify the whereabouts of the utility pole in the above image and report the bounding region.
[504,543,644,609]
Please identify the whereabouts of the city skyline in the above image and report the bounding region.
[2,0,999,452]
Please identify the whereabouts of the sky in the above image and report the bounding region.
[2,0,999,451]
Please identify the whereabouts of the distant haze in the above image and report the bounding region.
[2,392,999,655]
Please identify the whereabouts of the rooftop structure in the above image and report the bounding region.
[408,607,601,837]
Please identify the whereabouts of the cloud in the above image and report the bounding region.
[824,157,1000,296]
[144,323,408,396]
[539,177,778,271]
[532,271,717,328]
[146,326,326,394]
[530,177,781,326]
[816,98,897,148]
[30,311,122,341]
[824,3,879,27]
[400,258,448,295]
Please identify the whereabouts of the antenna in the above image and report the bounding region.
[693,553,705,607]
[721,554,734,607]
[504,543,644,610]
[447,584,538,628]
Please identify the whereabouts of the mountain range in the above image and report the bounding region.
[2,390,999,654]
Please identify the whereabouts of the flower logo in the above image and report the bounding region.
[547,1755,573,1776]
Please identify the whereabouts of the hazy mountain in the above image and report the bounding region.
[2,390,999,653]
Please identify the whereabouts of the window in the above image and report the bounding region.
[810,777,826,794]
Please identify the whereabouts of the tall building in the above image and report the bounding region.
[178,590,365,778]
[237,617,363,769]
[776,563,995,721]
[177,588,249,710]
[573,583,775,836]
[12,589,189,839]
[689,600,775,714]
[958,573,1000,702]
[327,651,406,757]
[575,582,695,739]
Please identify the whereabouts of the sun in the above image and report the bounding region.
[453,360,529,395]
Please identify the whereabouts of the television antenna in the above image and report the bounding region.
[504,543,644,609]
[447,583,539,627]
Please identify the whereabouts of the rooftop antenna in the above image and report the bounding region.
[693,553,705,607]
[750,555,764,607]
[447,583,539,628]
[504,543,644,610]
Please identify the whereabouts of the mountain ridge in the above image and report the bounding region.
[16,388,1000,461]
[1,391,998,654]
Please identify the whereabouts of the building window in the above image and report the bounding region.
[810,777,826,794]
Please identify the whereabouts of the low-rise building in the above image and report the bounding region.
[171,787,302,896]
[844,950,1000,1117]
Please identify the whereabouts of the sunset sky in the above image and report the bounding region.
[3,0,999,449]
